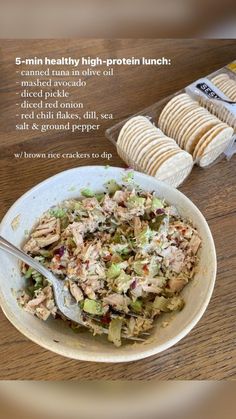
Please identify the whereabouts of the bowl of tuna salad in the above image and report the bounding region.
[0,166,216,362]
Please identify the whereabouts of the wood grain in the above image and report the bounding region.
[0,39,236,380]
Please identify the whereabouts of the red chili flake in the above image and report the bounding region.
[54,255,61,262]
[85,260,90,268]
[143,264,149,274]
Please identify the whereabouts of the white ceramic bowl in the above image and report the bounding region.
[0,166,217,362]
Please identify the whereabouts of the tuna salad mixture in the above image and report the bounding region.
[18,176,201,346]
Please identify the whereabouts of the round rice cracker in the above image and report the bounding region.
[212,79,230,91]
[160,96,199,136]
[130,131,167,160]
[225,88,236,101]
[221,85,236,101]
[192,123,227,159]
[182,115,220,153]
[211,74,229,85]
[154,151,193,187]
[136,140,174,172]
[141,139,179,170]
[129,127,166,157]
[120,124,150,159]
[132,132,176,163]
[144,142,180,173]
[217,80,234,94]
[118,118,154,149]
[117,144,132,167]
[158,93,193,132]
[214,80,236,98]
[162,95,198,127]
[158,93,190,122]
[172,107,211,147]
[165,101,201,141]
[117,116,153,148]
[127,128,167,164]
[148,148,181,176]
[117,116,149,146]
[197,126,234,167]
[178,112,217,149]
[121,121,155,155]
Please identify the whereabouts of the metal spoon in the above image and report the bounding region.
[0,236,147,341]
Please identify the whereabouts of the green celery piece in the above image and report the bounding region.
[83,299,103,316]
[151,197,164,211]
[130,299,143,313]
[49,207,67,218]
[108,318,123,347]
[113,270,131,293]
[122,171,134,183]
[137,226,152,246]
[127,196,145,209]
[81,188,95,197]
[107,263,121,279]
[106,179,121,195]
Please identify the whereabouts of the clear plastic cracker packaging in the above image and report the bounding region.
[106,61,236,188]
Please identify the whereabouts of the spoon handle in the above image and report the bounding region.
[0,236,54,285]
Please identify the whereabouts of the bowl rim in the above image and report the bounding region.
[0,166,217,363]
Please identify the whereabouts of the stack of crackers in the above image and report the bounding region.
[117,116,193,187]
[211,73,236,101]
[158,93,234,167]
[198,74,236,131]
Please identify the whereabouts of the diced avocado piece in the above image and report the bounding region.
[49,207,67,218]
[151,197,164,211]
[83,299,103,316]
[81,188,95,198]
[130,299,143,313]
[107,263,121,279]
[127,196,145,210]
[108,318,123,347]
[106,179,121,195]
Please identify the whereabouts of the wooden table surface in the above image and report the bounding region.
[0,39,236,380]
